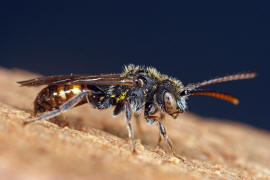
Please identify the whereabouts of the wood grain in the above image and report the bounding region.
[0,67,269,180]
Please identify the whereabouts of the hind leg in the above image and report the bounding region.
[24,90,91,125]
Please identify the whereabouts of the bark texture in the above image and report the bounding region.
[0,67,269,180]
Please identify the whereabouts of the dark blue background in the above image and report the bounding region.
[1,1,269,130]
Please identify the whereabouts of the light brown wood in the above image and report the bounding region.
[0,67,269,180]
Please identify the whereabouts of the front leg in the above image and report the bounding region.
[147,113,175,154]
[144,102,157,125]
[157,113,184,160]
[144,102,163,146]
[144,107,182,159]
[157,113,175,154]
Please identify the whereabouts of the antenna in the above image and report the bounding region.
[194,72,257,88]
[181,72,257,104]
[189,90,239,105]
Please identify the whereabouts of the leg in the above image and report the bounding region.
[86,94,105,109]
[157,133,162,148]
[157,115,184,160]
[96,96,111,109]
[157,119,174,153]
[144,102,157,125]
[125,101,136,152]
[24,90,91,125]
[146,115,162,147]
[134,113,143,137]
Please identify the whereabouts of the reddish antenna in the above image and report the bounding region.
[190,90,239,105]
[183,72,257,104]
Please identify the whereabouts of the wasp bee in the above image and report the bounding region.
[18,65,257,157]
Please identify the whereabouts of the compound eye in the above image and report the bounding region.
[163,91,178,115]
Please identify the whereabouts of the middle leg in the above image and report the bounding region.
[134,113,143,138]
[124,101,136,152]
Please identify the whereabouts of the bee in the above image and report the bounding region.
[18,64,257,157]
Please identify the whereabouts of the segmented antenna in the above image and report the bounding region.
[190,90,239,105]
[194,72,257,88]
[182,72,257,104]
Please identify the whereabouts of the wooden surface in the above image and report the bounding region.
[0,67,270,180]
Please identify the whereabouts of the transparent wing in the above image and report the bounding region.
[17,74,135,87]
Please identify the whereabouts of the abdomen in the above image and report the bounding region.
[34,85,89,115]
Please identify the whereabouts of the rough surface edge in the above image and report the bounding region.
[0,67,269,180]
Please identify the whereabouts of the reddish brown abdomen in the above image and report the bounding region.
[34,85,88,115]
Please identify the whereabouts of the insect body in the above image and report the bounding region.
[18,65,257,157]
[34,84,104,115]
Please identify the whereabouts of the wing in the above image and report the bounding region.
[17,73,135,87]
